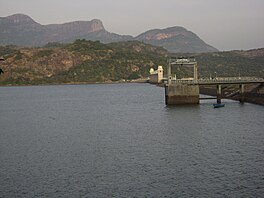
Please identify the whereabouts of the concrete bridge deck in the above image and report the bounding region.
[164,77,264,86]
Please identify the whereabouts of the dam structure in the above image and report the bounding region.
[165,57,199,105]
[164,57,264,105]
[149,66,164,84]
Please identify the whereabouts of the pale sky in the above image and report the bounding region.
[0,0,263,51]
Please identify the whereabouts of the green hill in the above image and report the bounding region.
[0,40,168,85]
[195,49,264,78]
[0,39,263,86]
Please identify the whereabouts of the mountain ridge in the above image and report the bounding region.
[0,14,218,53]
[135,26,217,53]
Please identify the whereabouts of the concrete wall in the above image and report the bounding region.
[165,84,200,105]
[149,74,158,83]
[157,66,163,83]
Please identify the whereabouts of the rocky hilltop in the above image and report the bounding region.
[136,27,217,53]
[0,14,132,46]
[0,14,217,53]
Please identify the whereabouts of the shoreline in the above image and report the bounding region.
[0,79,149,87]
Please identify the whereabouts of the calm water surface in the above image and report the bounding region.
[0,83,264,197]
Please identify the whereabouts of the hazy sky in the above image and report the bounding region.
[0,0,263,51]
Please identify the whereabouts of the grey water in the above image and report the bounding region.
[0,83,263,197]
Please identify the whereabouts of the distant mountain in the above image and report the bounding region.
[0,14,217,53]
[0,14,43,46]
[0,14,131,46]
[136,27,218,53]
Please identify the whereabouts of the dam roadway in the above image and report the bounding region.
[166,77,264,85]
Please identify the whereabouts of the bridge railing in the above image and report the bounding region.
[163,77,264,85]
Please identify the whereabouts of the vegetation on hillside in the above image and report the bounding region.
[0,39,263,85]
[0,40,168,85]
[195,51,264,78]
[49,40,168,83]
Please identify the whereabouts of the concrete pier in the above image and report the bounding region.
[165,84,199,105]
[165,57,199,105]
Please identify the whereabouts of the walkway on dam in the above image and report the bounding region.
[165,77,264,85]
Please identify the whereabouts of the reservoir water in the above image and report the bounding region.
[0,83,263,197]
